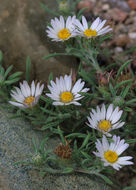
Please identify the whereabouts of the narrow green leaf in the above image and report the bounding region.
[48,72,53,85]
[126,99,136,105]
[57,126,65,145]
[121,84,132,98]
[8,72,22,80]
[40,3,59,16]
[81,151,91,159]
[80,132,91,149]
[0,50,3,62]
[115,79,132,89]
[126,139,136,144]
[116,60,132,80]
[109,83,116,96]
[123,187,136,190]
[4,65,13,79]
[4,77,20,85]
[41,121,60,130]
[62,168,74,174]
[43,53,70,60]
[96,173,113,185]
[25,56,31,82]
[66,133,86,138]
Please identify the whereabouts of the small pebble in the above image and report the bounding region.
[128,32,136,39]
[102,4,110,11]
[114,47,123,53]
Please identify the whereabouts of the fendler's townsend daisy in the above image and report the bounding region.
[75,16,112,38]
[9,80,44,108]
[86,104,125,136]
[46,74,89,106]
[93,135,133,170]
[46,15,77,41]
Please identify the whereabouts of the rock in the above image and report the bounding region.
[102,4,110,11]
[0,99,117,190]
[108,0,131,12]
[128,32,136,39]
[0,0,77,82]
[114,34,130,47]
[77,0,94,13]
[108,8,128,22]
[114,47,123,53]
[128,0,136,10]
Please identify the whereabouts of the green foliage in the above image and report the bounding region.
[1,3,136,187]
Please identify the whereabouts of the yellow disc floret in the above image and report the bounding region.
[84,29,97,37]
[58,29,71,40]
[24,96,35,106]
[98,120,111,132]
[60,91,73,103]
[104,151,118,163]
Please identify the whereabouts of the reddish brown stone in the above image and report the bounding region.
[109,8,128,22]
[128,0,136,10]
[114,34,130,47]
[77,0,94,13]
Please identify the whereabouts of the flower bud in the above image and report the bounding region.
[113,96,125,106]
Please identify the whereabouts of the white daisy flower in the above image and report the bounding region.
[93,135,133,170]
[86,104,125,136]
[75,16,112,38]
[9,80,44,108]
[46,74,89,106]
[46,15,77,41]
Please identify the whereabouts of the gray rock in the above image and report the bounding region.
[0,0,77,82]
[0,99,119,190]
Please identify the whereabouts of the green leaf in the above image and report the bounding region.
[4,77,20,85]
[115,79,132,89]
[126,99,136,105]
[0,50,3,62]
[8,72,22,80]
[4,65,13,79]
[81,151,91,159]
[32,137,38,152]
[43,52,70,60]
[40,3,59,16]
[121,84,132,98]
[109,83,116,96]
[25,56,31,82]
[126,139,136,144]
[66,133,86,138]
[77,8,87,18]
[40,107,57,116]
[40,137,49,153]
[48,72,53,85]
[123,187,136,190]
[96,173,113,185]
[116,60,132,80]
[62,168,74,174]
[57,126,65,145]
[78,70,96,86]
[80,132,91,149]
[41,121,60,130]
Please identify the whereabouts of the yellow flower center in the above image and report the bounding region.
[58,29,71,40]
[84,29,97,37]
[98,120,111,132]
[60,91,73,103]
[104,151,118,163]
[24,96,35,106]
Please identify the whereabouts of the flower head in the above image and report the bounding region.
[94,135,133,170]
[46,15,77,41]
[9,80,44,108]
[46,74,89,106]
[75,16,112,38]
[86,104,125,136]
